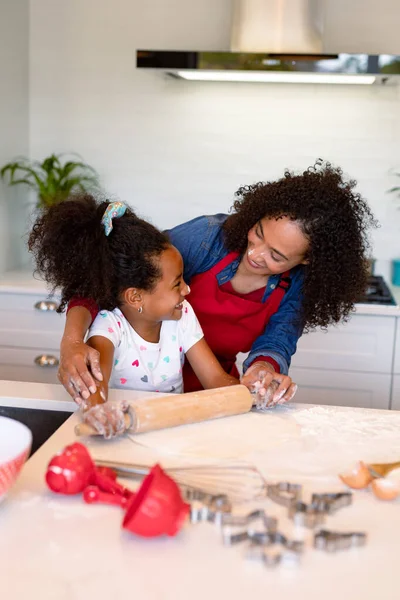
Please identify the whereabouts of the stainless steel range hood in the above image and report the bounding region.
[137,51,400,85]
[136,0,400,85]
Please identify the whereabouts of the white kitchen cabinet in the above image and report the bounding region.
[290,367,391,410]
[391,375,400,411]
[393,319,400,375]
[238,312,397,410]
[0,282,64,384]
[291,315,396,374]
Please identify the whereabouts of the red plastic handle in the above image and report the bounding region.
[83,485,131,508]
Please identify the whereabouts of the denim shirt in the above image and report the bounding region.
[166,214,305,375]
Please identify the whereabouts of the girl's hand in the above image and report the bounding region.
[81,400,131,439]
[58,338,104,403]
[240,361,298,408]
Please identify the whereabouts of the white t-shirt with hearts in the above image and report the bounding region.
[87,300,203,394]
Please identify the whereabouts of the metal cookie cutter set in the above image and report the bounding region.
[188,479,366,567]
[267,481,353,529]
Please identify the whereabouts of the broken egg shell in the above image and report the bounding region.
[371,477,400,501]
[339,461,373,489]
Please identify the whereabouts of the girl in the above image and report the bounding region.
[28,196,240,437]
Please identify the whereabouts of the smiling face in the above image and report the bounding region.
[139,245,190,322]
[243,216,310,276]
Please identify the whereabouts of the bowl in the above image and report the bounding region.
[0,417,32,502]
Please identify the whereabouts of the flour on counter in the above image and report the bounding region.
[131,411,300,461]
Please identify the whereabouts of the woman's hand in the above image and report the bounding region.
[58,338,104,403]
[240,361,298,408]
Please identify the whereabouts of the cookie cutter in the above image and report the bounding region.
[245,531,303,567]
[190,501,210,524]
[250,530,304,553]
[221,510,278,546]
[184,488,231,508]
[311,492,352,514]
[288,501,326,528]
[267,482,302,507]
[189,491,232,524]
[219,509,277,529]
[314,529,367,552]
[222,530,250,546]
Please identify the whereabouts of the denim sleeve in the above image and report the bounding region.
[243,270,305,375]
[165,214,228,282]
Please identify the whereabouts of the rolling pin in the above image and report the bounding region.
[74,384,253,437]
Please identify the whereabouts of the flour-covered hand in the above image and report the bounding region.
[81,400,131,439]
[240,361,298,409]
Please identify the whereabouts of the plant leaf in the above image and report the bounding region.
[1,152,100,207]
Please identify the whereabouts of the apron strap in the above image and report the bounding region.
[266,270,291,315]
[210,252,240,276]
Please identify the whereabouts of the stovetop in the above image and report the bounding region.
[357,275,396,305]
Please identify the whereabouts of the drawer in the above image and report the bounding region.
[291,315,396,374]
[0,292,61,312]
[0,347,60,384]
[0,310,65,348]
[0,364,59,384]
[290,367,391,410]
[0,289,65,348]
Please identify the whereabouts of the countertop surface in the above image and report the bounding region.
[2,268,400,317]
[0,382,399,599]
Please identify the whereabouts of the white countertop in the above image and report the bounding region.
[1,382,399,599]
[0,380,144,413]
[0,380,76,412]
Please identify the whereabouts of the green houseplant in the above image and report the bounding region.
[0,153,100,209]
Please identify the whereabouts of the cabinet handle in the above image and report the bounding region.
[34,300,59,312]
[34,354,60,368]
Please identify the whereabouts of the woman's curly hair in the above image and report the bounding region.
[223,161,378,331]
[28,194,170,312]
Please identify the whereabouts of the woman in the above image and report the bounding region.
[57,161,376,406]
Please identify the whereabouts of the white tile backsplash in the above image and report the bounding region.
[22,0,400,263]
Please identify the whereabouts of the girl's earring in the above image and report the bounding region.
[138,306,143,314]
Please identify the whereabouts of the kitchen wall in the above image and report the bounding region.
[8,0,400,272]
[0,0,30,273]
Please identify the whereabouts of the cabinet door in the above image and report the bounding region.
[393,320,400,375]
[0,347,59,384]
[291,316,395,374]
[290,367,391,410]
[0,291,65,349]
[391,375,400,410]
[0,309,65,348]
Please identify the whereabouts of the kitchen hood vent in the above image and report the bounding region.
[136,0,400,85]
[136,51,400,85]
[230,0,323,53]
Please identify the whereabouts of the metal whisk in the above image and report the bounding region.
[94,459,267,502]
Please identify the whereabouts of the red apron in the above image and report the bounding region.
[183,252,291,392]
